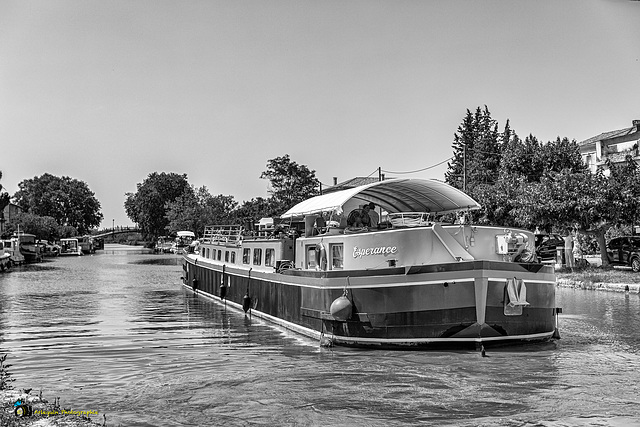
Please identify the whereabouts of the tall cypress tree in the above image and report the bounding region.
[445,106,502,192]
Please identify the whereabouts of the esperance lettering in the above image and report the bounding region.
[353,245,397,258]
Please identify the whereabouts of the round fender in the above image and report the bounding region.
[330,295,352,321]
[242,293,252,312]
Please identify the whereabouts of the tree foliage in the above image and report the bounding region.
[0,171,9,214]
[12,173,103,234]
[260,155,320,214]
[445,106,501,191]
[234,197,275,229]
[10,213,60,240]
[446,106,640,264]
[165,186,238,235]
[124,172,192,238]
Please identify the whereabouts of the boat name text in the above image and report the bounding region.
[353,245,397,258]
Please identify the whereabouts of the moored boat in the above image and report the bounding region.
[182,178,560,349]
[1,239,24,265]
[17,233,42,263]
[78,235,96,254]
[1,234,40,264]
[59,238,83,256]
[172,231,195,254]
[0,251,11,271]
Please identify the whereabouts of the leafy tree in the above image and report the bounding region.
[165,186,238,235]
[124,172,192,238]
[58,225,79,239]
[234,197,274,230]
[260,155,320,214]
[12,173,103,234]
[10,213,59,241]
[0,171,9,212]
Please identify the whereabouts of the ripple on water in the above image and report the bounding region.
[2,260,640,426]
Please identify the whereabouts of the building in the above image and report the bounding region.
[0,203,22,235]
[578,119,640,173]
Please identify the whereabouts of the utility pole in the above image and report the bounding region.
[463,143,466,192]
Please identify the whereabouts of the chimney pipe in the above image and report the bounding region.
[333,177,337,185]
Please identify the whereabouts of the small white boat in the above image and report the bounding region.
[59,238,83,256]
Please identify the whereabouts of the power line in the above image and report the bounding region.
[382,157,454,175]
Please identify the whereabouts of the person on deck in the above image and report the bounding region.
[367,203,379,228]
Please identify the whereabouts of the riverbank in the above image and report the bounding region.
[556,265,640,293]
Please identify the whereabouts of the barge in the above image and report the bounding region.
[182,178,559,349]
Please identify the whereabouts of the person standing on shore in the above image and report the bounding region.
[564,228,575,270]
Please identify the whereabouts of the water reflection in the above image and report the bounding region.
[1,253,640,426]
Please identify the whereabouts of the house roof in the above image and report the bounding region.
[281,178,481,218]
[579,123,639,147]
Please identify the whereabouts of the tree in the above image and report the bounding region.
[12,173,103,234]
[0,171,10,237]
[445,106,501,191]
[7,213,60,241]
[124,172,192,238]
[165,186,238,235]
[260,155,320,214]
[234,197,274,230]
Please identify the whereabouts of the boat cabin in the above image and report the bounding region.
[197,179,535,274]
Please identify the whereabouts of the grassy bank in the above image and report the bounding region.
[556,266,640,292]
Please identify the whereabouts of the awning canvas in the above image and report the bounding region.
[280,178,481,218]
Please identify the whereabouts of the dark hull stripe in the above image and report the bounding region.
[184,256,557,348]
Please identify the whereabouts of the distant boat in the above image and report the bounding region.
[59,238,83,256]
[16,233,42,263]
[77,235,96,254]
[172,231,195,254]
[182,178,560,349]
[154,236,174,253]
[0,251,12,271]
[1,233,40,264]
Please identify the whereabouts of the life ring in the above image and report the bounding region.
[314,243,327,271]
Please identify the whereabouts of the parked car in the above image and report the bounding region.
[535,234,565,262]
[606,236,640,272]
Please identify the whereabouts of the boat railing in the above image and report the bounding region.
[202,225,244,245]
[387,212,431,228]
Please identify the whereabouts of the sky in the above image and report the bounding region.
[1,0,639,229]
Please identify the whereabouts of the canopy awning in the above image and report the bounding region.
[280,178,481,218]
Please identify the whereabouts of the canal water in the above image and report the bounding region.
[1,247,639,426]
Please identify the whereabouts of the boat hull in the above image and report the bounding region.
[182,256,558,349]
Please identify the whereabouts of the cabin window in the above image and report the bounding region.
[231,251,236,264]
[217,250,222,260]
[243,248,250,264]
[331,244,344,270]
[253,248,262,265]
[265,248,275,267]
[306,246,317,269]
[225,251,230,262]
